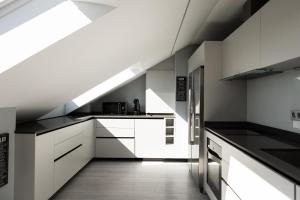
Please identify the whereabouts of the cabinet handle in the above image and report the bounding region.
[54,144,82,162]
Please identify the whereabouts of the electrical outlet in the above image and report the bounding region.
[291,110,300,121]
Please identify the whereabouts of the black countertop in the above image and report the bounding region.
[205,122,300,185]
[15,114,175,135]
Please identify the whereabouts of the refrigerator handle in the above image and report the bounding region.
[190,113,195,143]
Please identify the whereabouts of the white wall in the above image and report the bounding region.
[74,75,146,114]
[247,70,300,133]
[0,108,16,200]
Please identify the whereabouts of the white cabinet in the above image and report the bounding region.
[222,10,261,78]
[95,119,134,129]
[15,119,95,200]
[146,70,175,113]
[221,181,240,200]
[95,128,134,138]
[296,185,300,200]
[95,118,135,158]
[261,0,300,67]
[15,133,54,200]
[222,141,294,200]
[81,120,95,164]
[35,133,54,200]
[135,119,165,158]
[54,144,83,191]
[222,32,239,78]
[96,138,135,158]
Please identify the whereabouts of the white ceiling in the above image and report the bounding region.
[0,0,246,122]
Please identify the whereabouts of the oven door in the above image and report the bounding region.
[207,149,221,200]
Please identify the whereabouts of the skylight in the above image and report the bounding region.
[0,0,114,74]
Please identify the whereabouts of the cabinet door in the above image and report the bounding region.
[261,0,300,67]
[221,181,240,200]
[54,145,84,192]
[236,11,261,73]
[35,133,54,200]
[82,120,95,163]
[95,138,135,158]
[222,142,295,200]
[146,70,175,113]
[135,119,165,158]
[222,32,239,78]
[222,11,261,78]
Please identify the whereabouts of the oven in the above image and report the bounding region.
[207,138,222,200]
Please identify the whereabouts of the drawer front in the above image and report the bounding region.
[54,123,84,145]
[54,133,83,160]
[222,143,294,200]
[95,119,134,128]
[95,138,135,158]
[221,181,240,200]
[95,127,134,138]
[54,144,84,192]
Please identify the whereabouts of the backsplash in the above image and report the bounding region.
[247,70,300,133]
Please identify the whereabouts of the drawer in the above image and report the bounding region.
[54,144,83,192]
[54,133,83,160]
[222,143,294,200]
[95,127,134,138]
[221,180,240,200]
[95,138,135,158]
[54,123,84,145]
[95,119,134,129]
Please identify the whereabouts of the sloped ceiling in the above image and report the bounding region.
[0,0,246,122]
[0,0,189,122]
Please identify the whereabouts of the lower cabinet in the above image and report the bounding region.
[54,144,84,191]
[15,119,95,200]
[96,138,135,158]
[135,119,165,158]
[221,181,240,200]
[221,138,295,200]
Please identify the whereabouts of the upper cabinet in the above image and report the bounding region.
[261,0,300,67]
[222,0,300,79]
[222,11,261,78]
[146,70,175,113]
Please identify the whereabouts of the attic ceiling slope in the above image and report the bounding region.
[0,0,189,122]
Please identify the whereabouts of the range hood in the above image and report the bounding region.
[225,68,283,80]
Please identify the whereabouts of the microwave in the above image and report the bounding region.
[102,102,127,115]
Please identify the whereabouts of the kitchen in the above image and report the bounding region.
[1,0,300,200]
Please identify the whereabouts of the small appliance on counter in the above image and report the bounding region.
[102,102,127,115]
[133,98,141,115]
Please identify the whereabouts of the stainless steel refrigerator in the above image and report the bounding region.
[188,66,205,192]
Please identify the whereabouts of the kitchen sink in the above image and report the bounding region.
[262,148,300,168]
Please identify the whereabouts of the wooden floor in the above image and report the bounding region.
[52,161,209,200]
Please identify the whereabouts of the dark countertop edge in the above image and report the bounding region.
[16,115,173,136]
[205,127,300,185]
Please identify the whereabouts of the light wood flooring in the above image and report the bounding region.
[52,161,209,200]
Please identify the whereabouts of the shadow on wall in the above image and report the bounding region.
[0,0,115,74]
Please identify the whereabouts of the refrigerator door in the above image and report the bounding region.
[188,66,204,192]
